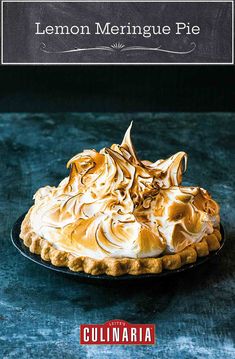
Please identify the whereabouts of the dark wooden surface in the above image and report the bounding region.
[0,113,234,358]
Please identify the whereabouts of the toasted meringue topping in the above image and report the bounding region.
[30,123,220,259]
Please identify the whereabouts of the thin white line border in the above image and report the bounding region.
[1,0,234,65]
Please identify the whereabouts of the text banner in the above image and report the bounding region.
[1,1,234,64]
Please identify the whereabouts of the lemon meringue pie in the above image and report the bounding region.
[20,123,221,276]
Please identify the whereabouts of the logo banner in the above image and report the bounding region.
[80,320,156,345]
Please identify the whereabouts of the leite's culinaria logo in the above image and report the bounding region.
[80,320,155,345]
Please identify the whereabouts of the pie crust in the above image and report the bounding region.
[20,209,222,276]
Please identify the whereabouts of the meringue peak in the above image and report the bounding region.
[30,125,219,260]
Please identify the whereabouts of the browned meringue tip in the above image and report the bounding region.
[26,123,220,262]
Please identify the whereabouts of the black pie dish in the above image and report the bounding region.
[11,213,226,283]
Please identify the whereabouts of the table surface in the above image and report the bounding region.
[0,113,234,359]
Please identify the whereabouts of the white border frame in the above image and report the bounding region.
[1,0,234,65]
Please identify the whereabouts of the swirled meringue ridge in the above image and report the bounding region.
[29,123,220,260]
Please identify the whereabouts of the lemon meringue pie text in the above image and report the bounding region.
[20,123,221,275]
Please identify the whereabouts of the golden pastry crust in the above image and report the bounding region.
[20,210,222,277]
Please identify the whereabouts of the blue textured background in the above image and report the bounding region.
[0,113,234,358]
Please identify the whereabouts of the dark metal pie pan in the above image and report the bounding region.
[11,213,226,283]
